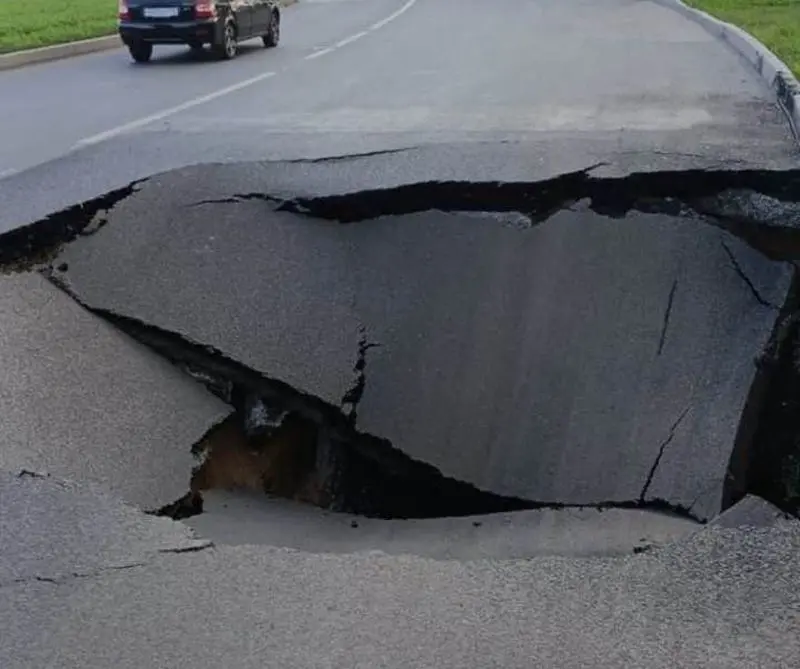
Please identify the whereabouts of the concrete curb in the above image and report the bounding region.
[650,0,800,148]
[0,0,298,73]
[0,35,121,72]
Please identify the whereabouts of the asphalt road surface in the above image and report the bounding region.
[2,1,800,667]
[2,471,799,669]
[0,0,796,230]
[50,174,793,520]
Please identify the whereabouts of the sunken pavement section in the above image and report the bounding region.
[2,155,800,667]
[3,160,800,520]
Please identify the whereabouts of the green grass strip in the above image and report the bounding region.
[1,0,117,54]
[686,0,800,78]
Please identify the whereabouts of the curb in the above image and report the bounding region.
[0,0,299,73]
[650,0,800,148]
[0,35,121,72]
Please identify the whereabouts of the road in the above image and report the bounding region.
[3,469,799,669]
[0,0,796,231]
[2,1,800,666]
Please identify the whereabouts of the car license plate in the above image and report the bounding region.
[143,7,180,18]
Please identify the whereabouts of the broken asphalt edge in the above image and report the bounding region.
[0,467,214,589]
[3,164,800,270]
[39,274,709,522]
[4,165,800,521]
[651,0,800,149]
[0,0,299,72]
[190,166,800,230]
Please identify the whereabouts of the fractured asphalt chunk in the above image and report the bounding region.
[706,494,795,529]
[185,488,699,559]
[45,167,795,520]
[0,272,230,509]
[0,470,209,586]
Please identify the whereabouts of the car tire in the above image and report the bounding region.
[213,20,238,60]
[128,42,153,63]
[262,11,280,48]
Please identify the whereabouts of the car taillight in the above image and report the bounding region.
[194,1,217,19]
[118,0,130,20]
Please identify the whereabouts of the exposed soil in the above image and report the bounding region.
[191,413,328,507]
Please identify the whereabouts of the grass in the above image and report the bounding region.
[686,0,800,78]
[0,0,117,54]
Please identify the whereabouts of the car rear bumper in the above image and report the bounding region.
[119,20,222,46]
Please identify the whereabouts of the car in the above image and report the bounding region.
[118,0,281,63]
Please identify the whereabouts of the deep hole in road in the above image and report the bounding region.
[111,312,711,522]
[100,310,540,521]
[4,166,800,521]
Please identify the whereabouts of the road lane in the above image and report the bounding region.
[0,0,411,176]
[1,0,796,233]
[164,0,791,145]
[71,0,418,149]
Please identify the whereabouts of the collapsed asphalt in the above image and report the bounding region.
[2,156,800,523]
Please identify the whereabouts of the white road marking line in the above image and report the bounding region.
[74,72,277,148]
[71,0,420,148]
[305,47,334,60]
[369,0,417,32]
[335,31,367,48]
[307,0,417,58]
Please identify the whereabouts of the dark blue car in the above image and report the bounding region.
[118,0,281,63]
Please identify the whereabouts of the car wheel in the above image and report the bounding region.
[128,42,153,63]
[263,11,280,48]
[213,20,238,60]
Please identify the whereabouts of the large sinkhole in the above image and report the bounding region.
[4,165,800,524]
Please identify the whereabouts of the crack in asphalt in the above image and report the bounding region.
[341,326,380,425]
[189,192,288,208]
[39,275,705,521]
[40,291,538,515]
[282,146,421,164]
[157,543,213,554]
[271,163,610,223]
[4,167,800,273]
[640,404,693,503]
[4,165,800,520]
[0,179,146,271]
[721,240,779,309]
[3,562,147,589]
[657,279,678,356]
[248,168,800,232]
[17,469,50,480]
